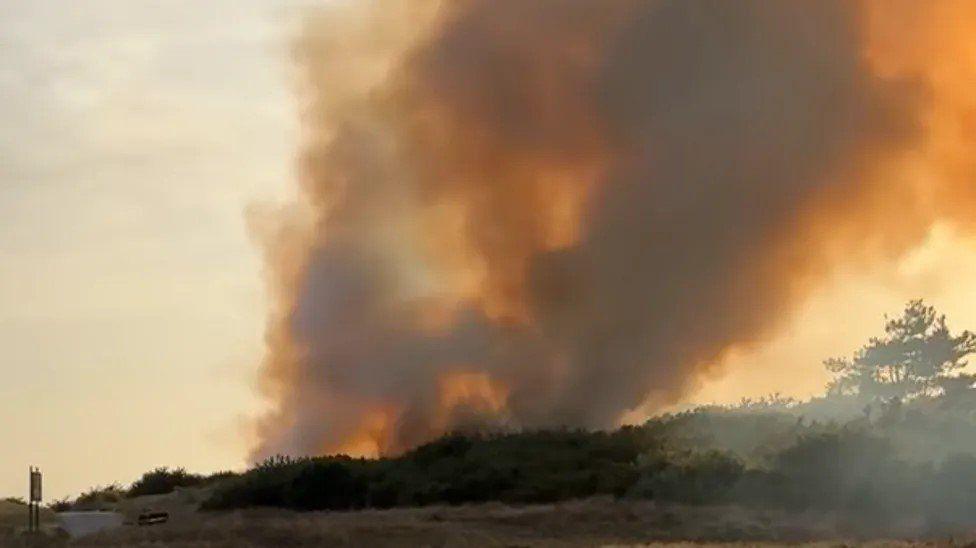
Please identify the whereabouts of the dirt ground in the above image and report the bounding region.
[3,496,976,547]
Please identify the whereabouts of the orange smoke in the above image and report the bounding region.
[334,372,508,459]
[865,0,976,226]
[334,407,395,458]
[250,0,976,460]
[438,372,508,414]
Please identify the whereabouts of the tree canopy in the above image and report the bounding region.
[825,300,976,400]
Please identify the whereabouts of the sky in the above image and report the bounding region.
[0,0,309,501]
[3,0,976,501]
[692,224,976,407]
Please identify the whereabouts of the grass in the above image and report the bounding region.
[23,497,974,547]
[27,498,888,547]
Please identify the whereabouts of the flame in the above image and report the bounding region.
[326,374,508,458]
[334,407,396,458]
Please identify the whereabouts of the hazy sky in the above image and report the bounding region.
[0,0,309,500]
[3,0,976,501]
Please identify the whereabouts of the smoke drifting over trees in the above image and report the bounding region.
[54,302,976,540]
[251,0,976,459]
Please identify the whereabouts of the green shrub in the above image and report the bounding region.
[47,498,72,512]
[203,430,648,510]
[202,456,310,510]
[285,460,370,510]
[128,467,204,498]
[74,484,126,510]
[630,449,744,503]
[191,389,976,536]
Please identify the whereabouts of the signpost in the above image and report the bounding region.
[28,466,41,533]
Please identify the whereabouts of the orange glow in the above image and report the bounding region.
[437,371,509,415]
[864,0,976,225]
[253,1,976,461]
[334,407,396,458]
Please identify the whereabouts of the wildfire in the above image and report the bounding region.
[250,0,976,461]
[438,371,509,415]
[334,407,395,458]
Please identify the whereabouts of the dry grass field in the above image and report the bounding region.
[3,497,975,547]
[0,500,56,536]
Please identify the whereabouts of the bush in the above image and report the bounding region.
[202,456,310,510]
[630,449,744,503]
[74,484,126,510]
[47,498,72,512]
[285,460,370,510]
[191,392,976,536]
[204,430,649,510]
[204,470,240,483]
[128,467,204,498]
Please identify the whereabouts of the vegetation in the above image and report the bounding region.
[204,429,649,510]
[39,300,976,537]
[72,484,125,511]
[48,469,237,512]
[46,498,72,512]
[127,467,205,498]
[825,299,976,399]
[193,300,976,536]
[197,419,976,535]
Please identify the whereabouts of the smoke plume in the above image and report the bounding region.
[251,0,976,458]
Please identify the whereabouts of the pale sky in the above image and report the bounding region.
[0,0,309,501]
[3,0,976,503]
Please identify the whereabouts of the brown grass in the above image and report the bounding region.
[15,497,972,547]
[4,496,974,547]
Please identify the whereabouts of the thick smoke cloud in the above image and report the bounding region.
[251,0,968,459]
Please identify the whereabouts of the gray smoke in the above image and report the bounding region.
[251,0,933,459]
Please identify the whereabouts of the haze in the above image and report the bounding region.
[0,0,306,501]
